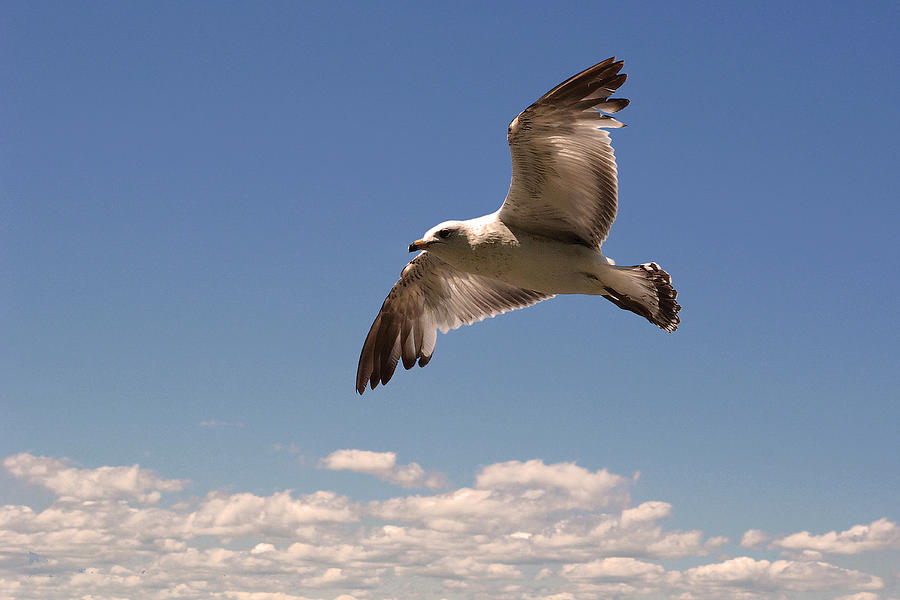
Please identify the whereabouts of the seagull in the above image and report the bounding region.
[356,57,680,394]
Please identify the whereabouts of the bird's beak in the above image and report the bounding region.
[408,239,428,252]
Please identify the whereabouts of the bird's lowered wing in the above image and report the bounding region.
[498,57,629,249]
[357,252,552,394]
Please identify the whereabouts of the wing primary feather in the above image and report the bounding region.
[544,65,626,104]
[377,317,401,386]
[356,315,381,393]
[382,335,402,385]
[421,317,437,359]
[413,316,425,359]
[400,319,416,369]
[541,57,620,100]
[573,97,628,113]
[594,98,629,113]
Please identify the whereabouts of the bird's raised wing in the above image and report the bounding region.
[357,252,552,394]
[498,57,629,249]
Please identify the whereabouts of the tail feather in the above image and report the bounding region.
[601,263,681,332]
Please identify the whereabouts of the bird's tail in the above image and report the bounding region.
[600,263,681,332]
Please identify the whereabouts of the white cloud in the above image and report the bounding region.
[2,453,186,504]
[771,518,900,555]
[405,556,523,580]
[320,449,447,490]
[621,500,671,523]
[560,557,666,581]
[321,449,396,476]
[1,451,893,600]
[474,459,627,508]
[674,556,884,593]
[187,489,359,537]
[740,528,769,548]
[250,543,275,554]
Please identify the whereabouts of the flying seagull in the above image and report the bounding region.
[357,57,680,394]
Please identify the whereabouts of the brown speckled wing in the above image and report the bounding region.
[500,57,629,249]
[356,252,552,394]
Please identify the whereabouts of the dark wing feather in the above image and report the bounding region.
[356,253,552,394]
[498,57,628,249]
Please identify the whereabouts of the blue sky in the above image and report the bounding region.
[1,2,898,599]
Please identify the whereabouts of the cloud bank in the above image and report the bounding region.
[1,451,896,600]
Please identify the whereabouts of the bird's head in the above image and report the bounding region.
[408,221,468,256]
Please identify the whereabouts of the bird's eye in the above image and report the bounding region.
[438,229,452,239]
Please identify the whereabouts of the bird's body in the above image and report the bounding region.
[422,213,610,295]
[356,57,681,394]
